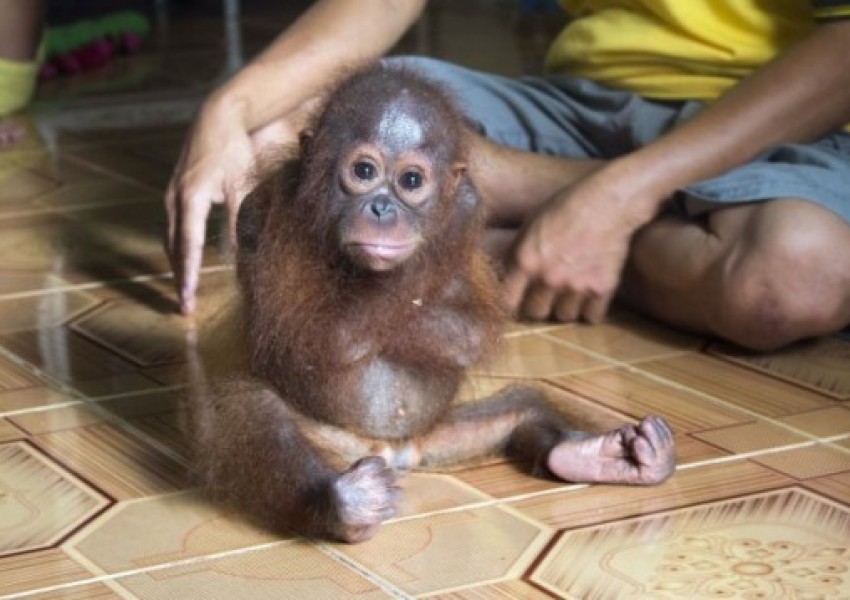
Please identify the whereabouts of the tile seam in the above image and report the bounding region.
[0,540,291,600]
[0,265,232,302]
[539,331,846,444]
[318,543,414,600]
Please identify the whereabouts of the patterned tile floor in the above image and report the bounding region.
[1,2,848,599]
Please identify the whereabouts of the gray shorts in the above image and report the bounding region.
[387,56,850,224]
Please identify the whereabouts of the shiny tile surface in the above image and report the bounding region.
[532,488,850,598]
[1,2,848,599]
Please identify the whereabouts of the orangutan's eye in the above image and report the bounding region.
[399,170,423,191]
[353,161,377,181]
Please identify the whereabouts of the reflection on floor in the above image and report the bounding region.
[1,2,848,598]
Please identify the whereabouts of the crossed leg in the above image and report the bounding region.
[623,199,850,350]
[467,133,850,350]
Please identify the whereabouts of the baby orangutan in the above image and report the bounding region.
[190,65,675,543]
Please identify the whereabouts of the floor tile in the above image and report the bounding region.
[452,461,567,500]
[337,506,550,597]
[710,337,850,400]
[112,542,393,600]
[64,133,184,190]
[10,403,105,436]
[0,442,111,557]
[71,300,193,367]
[67,492,280,575]
[0,153,154,219]
[778,406,850,439]
[0,328,162,397]
[510,460,793,531]
[0,289,99,334]
[0,165,57,212]
[0,386,81,415]
[638,352,833,417]
[531,487,850,599]
[805,471,850,505]
[551,366,753,434]
[9,389,180,436]
[478,333,609,378]
[693,421,808,454]
[674,434,732,466]
[0,418,25,441]
[426,579,553,599]
[456,374,533,403]
[503,321,568,337]
[19,582,123,599]
[544,311,703,363]
[33,420,186,500]
[396,472,492,516]
[140,363,188,387]
[0,205,222,288]
[542,379,641,431]
[60,124,188,150]
[751,444,850,480]
[0,214,75,273]
[0,273,70,297]
[0,549,100,598]
[0,352,45,391]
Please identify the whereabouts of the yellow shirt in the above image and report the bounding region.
[546,0,850,101]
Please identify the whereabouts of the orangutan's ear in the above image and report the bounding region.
[299,129,314,155]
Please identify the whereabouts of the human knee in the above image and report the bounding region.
[713,227,849,350]
[716,262,800,350]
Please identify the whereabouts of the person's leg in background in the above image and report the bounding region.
[0,0,46,147]
[384,56,850,350]
[622,198,850,350]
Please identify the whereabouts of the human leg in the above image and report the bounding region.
[473,136,850,350]
[621,131,850,349]
[0,0,46,148]
[622,198,850,350]
[388,58,850,349]
[0,0,45,61]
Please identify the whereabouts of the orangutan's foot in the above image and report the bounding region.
[548,416,675,485]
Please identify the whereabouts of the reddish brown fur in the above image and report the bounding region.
[188,65,674,543]
[237,68,505,428]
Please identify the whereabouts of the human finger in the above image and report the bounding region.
[501,267,532,315]
[225,179,252,252]
[553,291,583,322]
[582,290,613,324]
[178,192,214,315]
[164,182,179,267]
[521,281,556,321]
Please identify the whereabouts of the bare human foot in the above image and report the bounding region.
[547,415,675,485]
[0,118,24,148]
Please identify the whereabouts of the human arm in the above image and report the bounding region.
[504,19,850,323]
[165,0,427,314]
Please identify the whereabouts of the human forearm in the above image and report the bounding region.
[208,0,427,133]
[609,20,850,215]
